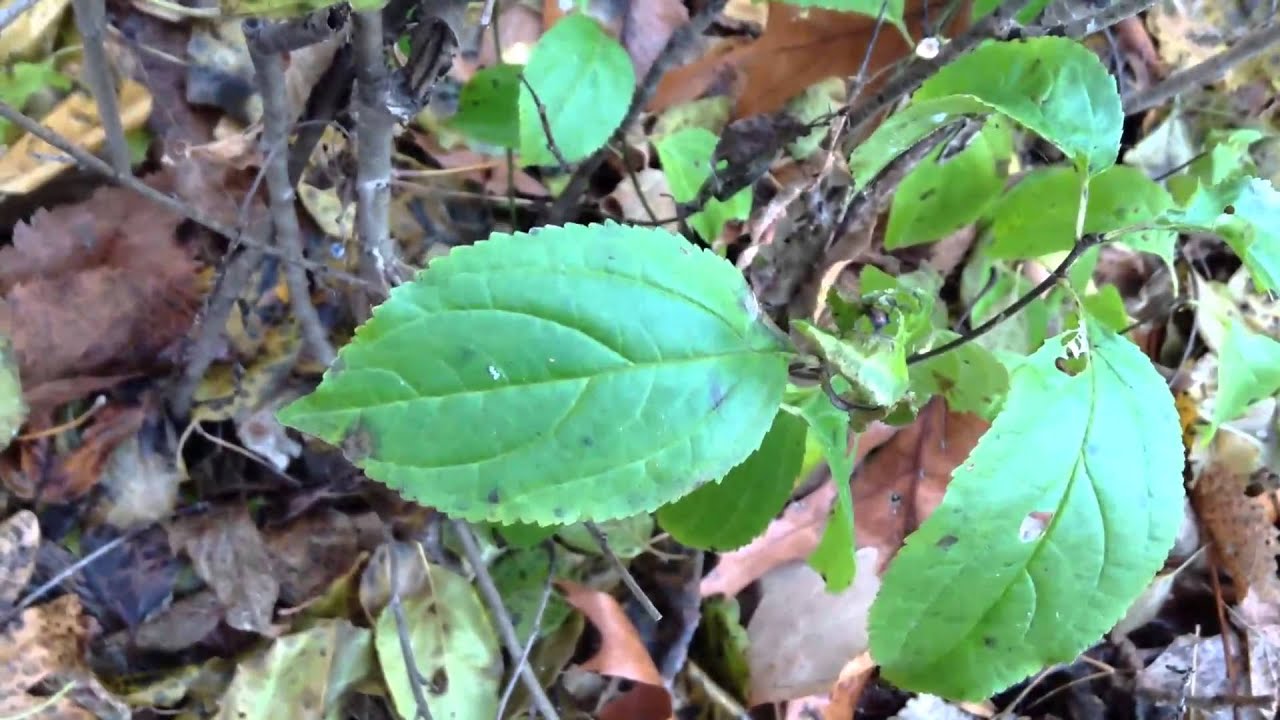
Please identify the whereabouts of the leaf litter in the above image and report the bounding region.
[0,0,1279,718]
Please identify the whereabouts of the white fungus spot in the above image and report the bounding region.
[487,365,502,381]
[1018,511,1054,543]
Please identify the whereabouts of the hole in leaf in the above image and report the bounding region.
[1018,511,1054,543]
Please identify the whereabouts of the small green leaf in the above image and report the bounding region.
[886,120,1010,249]
[557,514,654,559]
[961,253,1054,356]
[1089,165,1176,265]
[495,522,557,548]
[518,14,635,166]
[793,321,909,410]
[1210,319,1280,437]
[490,547,571,639]
[0,335,24,452]
[0,60,71,140]
[785,383,857,590]
[216,619,373,720]
[1157,175,1280,293]
[658,409,807,550]
[278,222,792,526]
[451,64,521,149]
[375,563,501,718]
[1081,285,1131,333]
[656,127,753,242]
[851,37,1121,187]
[908,332,1008,419]
[870,322,1185,701]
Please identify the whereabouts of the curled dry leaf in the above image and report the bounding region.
[1191,429,1280,601]
[168,504,281,636]
[700,421,898,598]
[746,549,881,706]
[557,579,672,720]
[0,509,39,605]
[0,179,200,397]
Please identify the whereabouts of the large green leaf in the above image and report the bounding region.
[1210,319,1280,437]
[656,127,753,243]
[277,222,792,526]
[450,64,521,149]
[986,165,1176,261]
[886,120,1011,249]
[869,322,1185,700]
[850,37,1121,188]
[518,13,635,166]
[375,562,502,719]
[1156,175,1280,293]
[657,409,807,550]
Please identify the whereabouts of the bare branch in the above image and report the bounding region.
[246,22,337,367]
[70,0,131,174]
[451,520,561,720]
[584,521,661,622]
[249,3,349,54]
[387,539,435,720]
[1123,20,1280,115]
[352,8,399,294]
[520,75,570,173]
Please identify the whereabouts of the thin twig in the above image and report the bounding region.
[584,521,661,622]
[249,3,348,54]
[387,539,435,720]
[620,146,660,224]
[70,0,131,174]
[0,99,364,284]
[906,235,1102,365]
[520,75,570,173]
[451,520,561,720]
[1030,0,1155,38]
[3,533,130,626]
[246,25,337,367]
[1123,20,1280,115]
[352,8,400,295]
[0,0,41,37]
[546,0,729,223]
[496,543,557,720]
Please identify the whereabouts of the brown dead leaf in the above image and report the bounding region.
[132,590,225,652]
[0,179,201,390]
[700,421,899,598]
[747,548,881,706]
[558,579,672,720]
[603,167,678,226]
[357,540,427,621]
[264,509,360,606]
[621,0,688,80]
[1191,430,1280,602]
[854,400,989,573]
[168,504,281,636]
[651,1,970,119]
[821,651,877,720]
[44,404,146,503]
[0,509,39,605]
[0,594,87,696]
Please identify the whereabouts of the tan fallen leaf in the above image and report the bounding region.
[168,504,281,636]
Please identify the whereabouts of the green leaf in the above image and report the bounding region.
[216,619,373,720]
[490,547,571,639]
[518,14,635,166]
[1156,175,1280,293]
[908,332,1008,419]
[0,60,71,140]
[987,165,1176,261]
[375,563,502,718]
[886,120,1010,249]
[971,0,1050,23]
[278,221,792,526]
[851,37,1121,187]
[785,384,857,590]
[658,409,808,550]
[495,522,557,548]
[1081,285,1131,334]
[869,322,1185,701]
[960,253,1054,356]
[557,514,654,559]
[451,64,521,149]
[0,335,24,452]
[793,321,909,410]
[656,127,753,242]
[1209,319,1280,437]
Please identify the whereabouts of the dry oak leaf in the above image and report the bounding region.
[0,179,201,390]
[1191,430,1280,602]
[0,509,39,605]
[168,504,281,636]
[558,579,673,720]
[650,0,971,119]
[853,399,989,573]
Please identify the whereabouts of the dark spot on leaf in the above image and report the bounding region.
[1224,204,1236,214]
[709,377,728,412]
[581,435,594,447]
[430,667,448,694]
[1055,356,1086,376]
[488,488,500,504]
[931,371,955,392]
[553,507,566,519]
[936,534,958,550]
[984,636,997,648]
[919,188,937,202]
